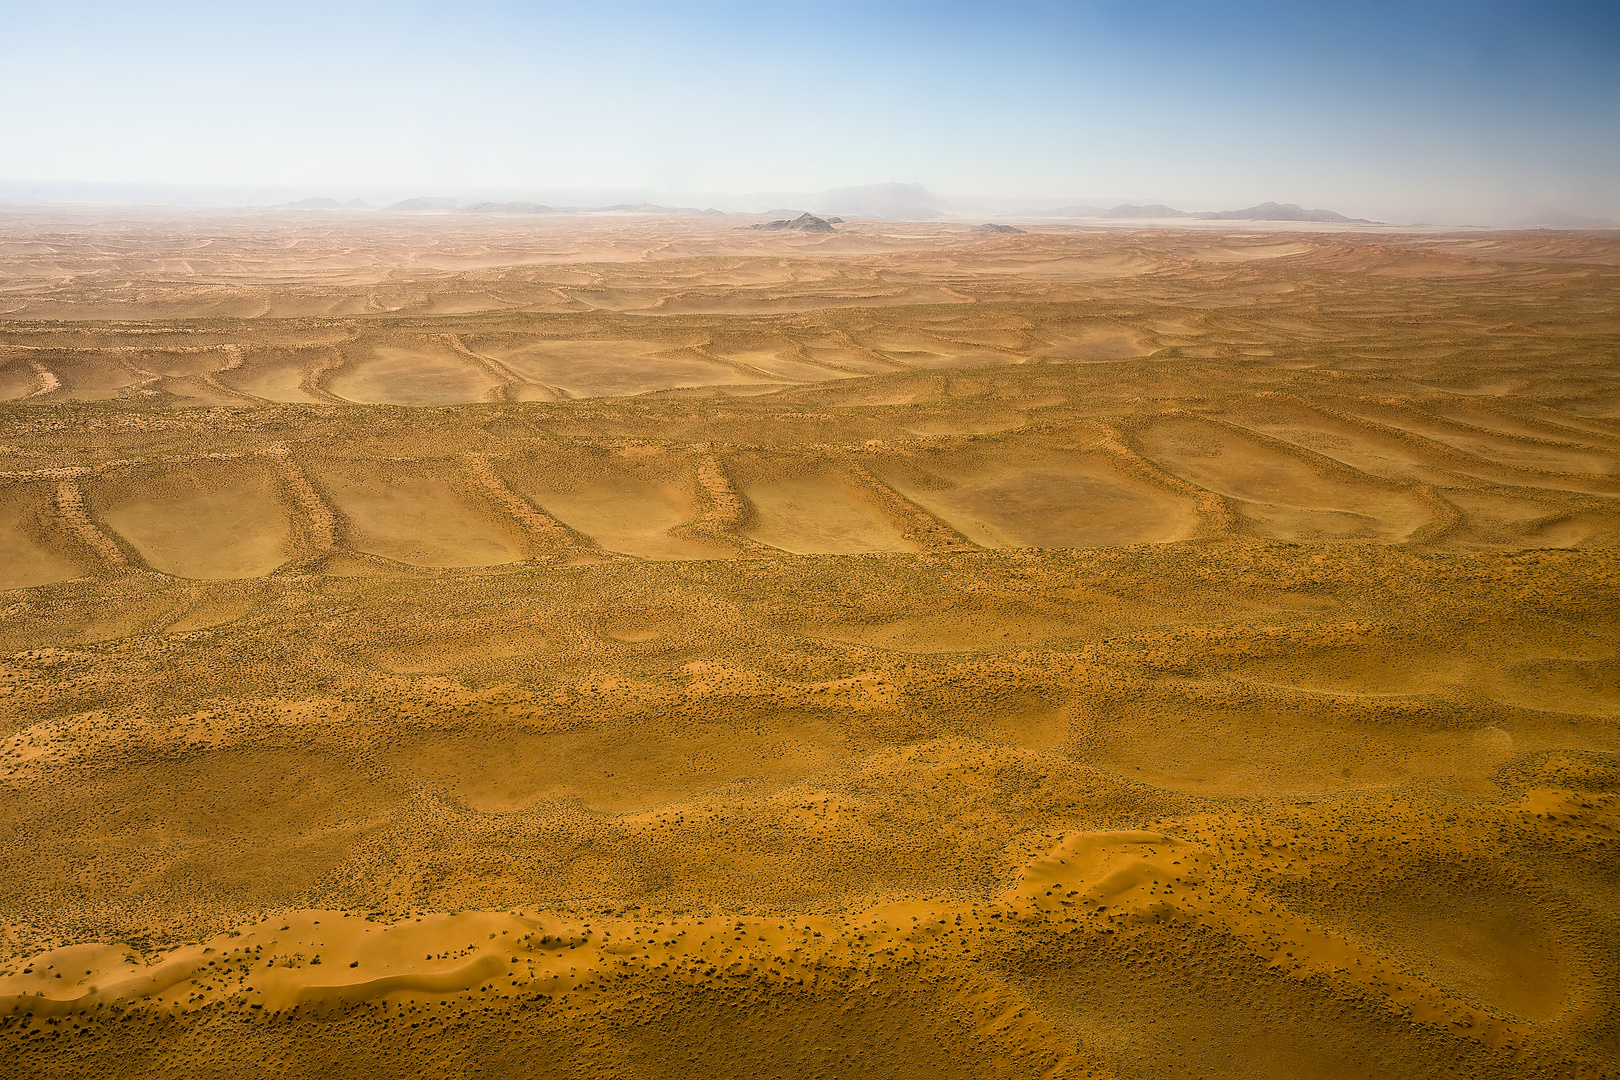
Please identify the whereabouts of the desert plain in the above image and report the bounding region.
[0,207,1616,1078]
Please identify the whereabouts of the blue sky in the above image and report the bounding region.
[2,0,1616,221]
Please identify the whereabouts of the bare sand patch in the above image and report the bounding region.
[874,445,1197,548]
[488,340,756,397]
[711,349,859,382]
[121,348,231,379]
[1442,491,1620,549]
[857,330,1016,369]
[1434,403,1620,446]
[799,345,901,375]
[1357,410,1620,476]
[1234,642,1481,697]
[1033,321,1155,361]
[1239,409,1461,485]
[0,358,39,400]
[93,464,294,579]
[742,474,915,555]
[503,457,730,560]
[328,346,501,405]
[32,353,146,400]
[1136,416,1431,541]
[317,461,525,567]
[1187,240,1316,261]
[220,356,324,403]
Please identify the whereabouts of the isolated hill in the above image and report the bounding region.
[974,223,1025,233]
[462,202,555,214]
[1196,201,1371,223]
[747,213,837,233]
[815,183,942,221]
[385,197,458,212]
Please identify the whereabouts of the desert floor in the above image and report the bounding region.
[0,209,1616,1078]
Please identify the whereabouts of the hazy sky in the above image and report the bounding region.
[3,0,1616,222]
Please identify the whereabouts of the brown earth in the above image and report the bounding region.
[0,208,1616,1078]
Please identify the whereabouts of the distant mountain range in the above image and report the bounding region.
[813,183,943,221]
[1043,200,1373,223]
[383,197,458,212]
[462,201,555,214]
[7,179,1614,228]
[797,187,1374,224]
[364,198,724,215]
[1201,201,1372,223]
[287,197,371,209]
[294,192,1374,224]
